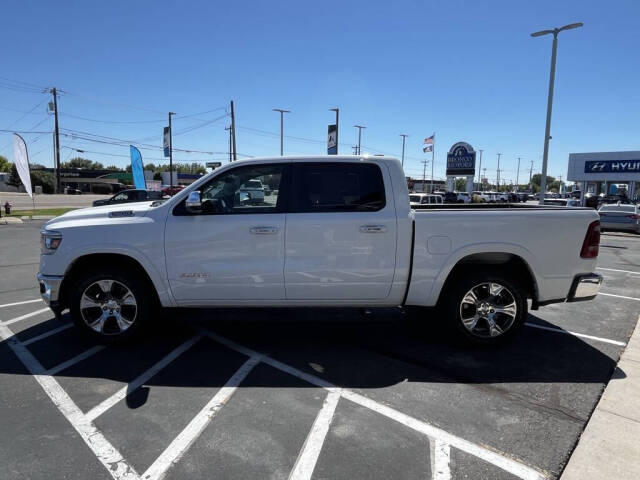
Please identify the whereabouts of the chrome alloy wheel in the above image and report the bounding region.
[459,282,517,338]
[79,279,138,335]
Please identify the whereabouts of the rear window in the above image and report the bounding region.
[244,180,262,189]
[600,205,635,213]
[409,195,421,203]
[292,163,386,213]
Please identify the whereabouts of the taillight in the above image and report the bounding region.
[580,220,600,258]
[626,214,640,220]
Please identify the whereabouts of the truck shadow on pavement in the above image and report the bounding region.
[1,307,623,415]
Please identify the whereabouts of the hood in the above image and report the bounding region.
[43,201,158,231]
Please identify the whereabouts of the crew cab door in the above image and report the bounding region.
[284,161,397,300]
[165,163,289,302]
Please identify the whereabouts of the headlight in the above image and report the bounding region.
[41,231,62,254]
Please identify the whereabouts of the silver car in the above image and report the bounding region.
[598,204,640,234]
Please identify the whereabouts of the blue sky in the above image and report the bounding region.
[1,0,638,183]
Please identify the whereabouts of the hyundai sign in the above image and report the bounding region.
[446,142,476,176]
[584,160,640,174]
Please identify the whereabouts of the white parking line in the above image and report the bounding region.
[525,323,626,346]
[0,322,138,480]
[0,298,42,309]
[22,323,73,346]
[597,267,640,276]
[205,332,546,480]
[599,292,640,302]
[142,354,262,480]
[431,438,451,480]
[85,334,204,422]
[289,388,342,480]
[4,307,51,325]
[46,345,106,376]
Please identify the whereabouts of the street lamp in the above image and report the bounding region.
[273,108,290,156]
[531,22,583,205]
[399,134,408,166]
[354,125,366,155]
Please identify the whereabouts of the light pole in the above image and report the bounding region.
[477,149,483,191]
[532,22,583,204]
[273,108,290,156]
[329,108,339,154]
[168,111,175,194]
[399,134,408,166]
[354,125,366,155]
[496,153,501,191]
[516,157,521,191]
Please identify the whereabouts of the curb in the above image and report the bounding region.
[0,217,23,225]
[561,314,640,480]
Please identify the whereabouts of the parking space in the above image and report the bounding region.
[1,221,638,480]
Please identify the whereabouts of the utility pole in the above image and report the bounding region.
[516,157,521,191]
[273,108,290,156]
[329,108,339,154]
[477,149,483,190]
[354,125,366,155]
[482,167,487,190]
[352,146,358,155]
[230,100,237,161]
[399,134,408,167]
[225,126,232,162]
[529,160,534,190]
[168,112,175,193]
[531,22,583,204]
[496,153,502,191]
[50,88,61,194]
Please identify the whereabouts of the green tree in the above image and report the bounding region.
[105,165,121,171]
[7,163,20,186]
[6,164,54,193]
[454,178,466,191]
[531,173,556,188]
[60,157,105,170]
[0,155,12,173]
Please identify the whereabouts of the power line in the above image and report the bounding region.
[59,112,166,124]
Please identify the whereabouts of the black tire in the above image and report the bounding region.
[442,270,527,346]
[69,266,154,343]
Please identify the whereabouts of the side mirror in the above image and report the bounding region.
[185,191,202,213]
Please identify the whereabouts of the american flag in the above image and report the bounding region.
[423,135,434,153]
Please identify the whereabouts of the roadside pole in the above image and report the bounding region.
[516,157,521,191]
[273,108,290,156]
[477,149,483,191]
[430,133,435,193]
[168,112,175,193]
[399,134,408,167]
[230,101,237,161]
[354,125,366,155]
[50,88,61,194]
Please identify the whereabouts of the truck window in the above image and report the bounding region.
[175,164,286,215]
[291,163,386,213]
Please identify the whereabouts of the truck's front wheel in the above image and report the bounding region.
[444,271,527,345]
[69,267,152,342]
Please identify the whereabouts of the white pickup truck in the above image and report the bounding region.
[38,156,603,345]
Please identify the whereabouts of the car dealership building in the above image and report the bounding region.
[567,151,640,202]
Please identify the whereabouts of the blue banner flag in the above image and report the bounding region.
[130,145,146,190]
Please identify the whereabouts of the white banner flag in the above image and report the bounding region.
[13,134,32,198]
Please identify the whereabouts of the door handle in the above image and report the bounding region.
[359,225,387,233]
[250,226,279,234]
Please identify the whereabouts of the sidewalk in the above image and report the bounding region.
[561,315,640,480]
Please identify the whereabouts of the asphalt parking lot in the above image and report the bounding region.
[1,220,638,480]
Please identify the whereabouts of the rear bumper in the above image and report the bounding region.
[37,273,64,308]
[567,273,602,302]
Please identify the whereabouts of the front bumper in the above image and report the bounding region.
[37,273,64,307]
[567,273,602,302]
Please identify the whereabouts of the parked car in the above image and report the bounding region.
[161,185,186,196]
[598,204,640,234]
[443,192,471,203]
[38,156,602,346]
[584,193,602,209]
[92,189,164,207]
[239,179,265,205]
[472,191,490,203]
[515,192,529,202]
[543,199,582,207]
[409,193,443,206]
[64,187,82,195]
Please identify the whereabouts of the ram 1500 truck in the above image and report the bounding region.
[37,156,602,345]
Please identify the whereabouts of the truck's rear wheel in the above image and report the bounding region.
[69,267,152,342]
[444,271,526,345]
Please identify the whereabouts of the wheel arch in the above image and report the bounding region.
[59,253,162,311]
[434,252,540,309]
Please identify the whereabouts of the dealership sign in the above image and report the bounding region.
[584,160,640,173]
[446,142,476,176]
